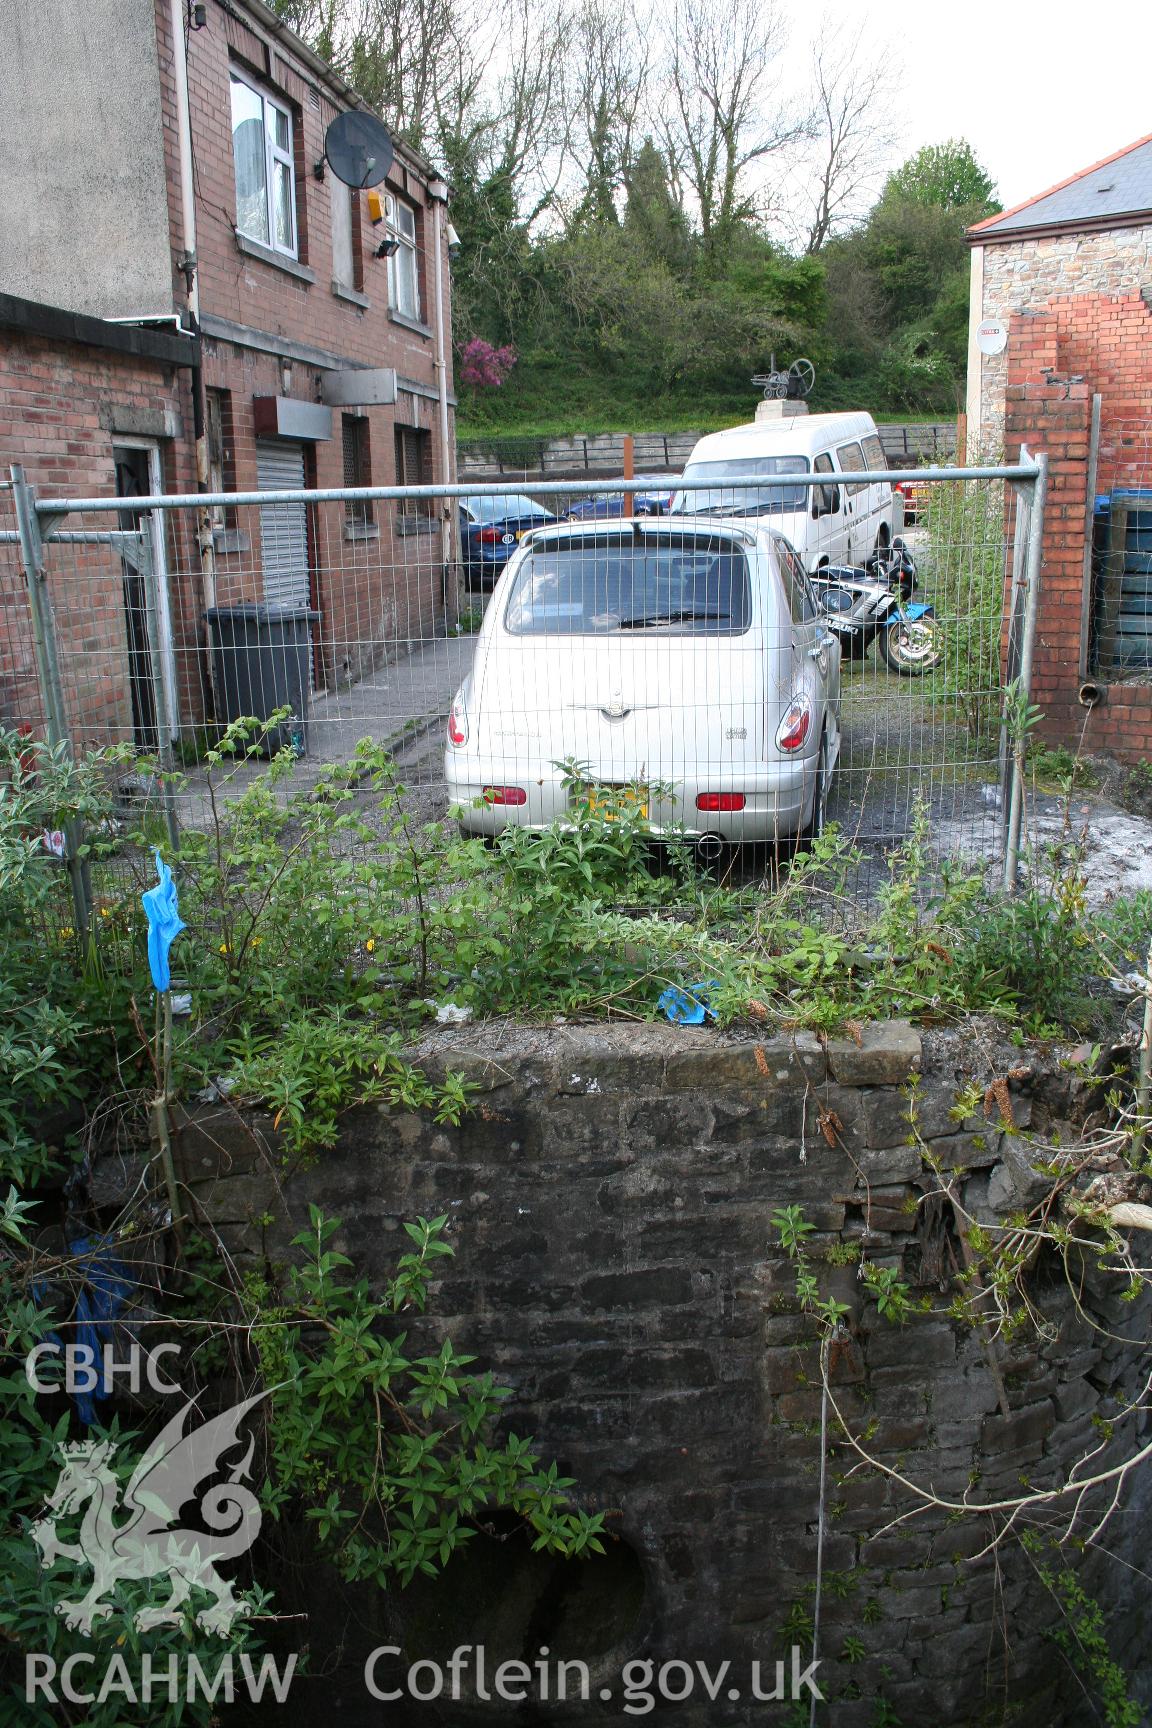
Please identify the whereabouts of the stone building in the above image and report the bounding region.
[0,0,456,749]
[965,136,1152,761]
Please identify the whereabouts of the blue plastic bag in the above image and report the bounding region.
[657,981,719,1025]
[141,850,185,993]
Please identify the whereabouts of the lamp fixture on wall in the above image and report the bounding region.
[374,236,400,259]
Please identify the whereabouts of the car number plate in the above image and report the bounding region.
[585,783,649,819]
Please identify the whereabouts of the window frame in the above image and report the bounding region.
[230,68,298,260]
[861,432,887,473]
[205,389,237,531]
[385,193,421,321]
[835,440,868,496]
[812,451,840,516]
[341,414,374,526]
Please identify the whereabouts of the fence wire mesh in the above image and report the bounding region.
[2,465,1034,922]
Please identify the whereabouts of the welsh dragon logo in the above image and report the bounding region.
[30,1391,269,1635]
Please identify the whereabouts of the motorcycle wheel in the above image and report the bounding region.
[877,616,941,676]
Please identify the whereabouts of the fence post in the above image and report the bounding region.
[136,517,182,856]
[1003,451,1048,894]
[9,463,92,940]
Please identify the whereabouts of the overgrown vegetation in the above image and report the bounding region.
[5,719,1152,1722]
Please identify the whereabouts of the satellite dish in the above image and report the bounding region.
[324,110,394,189]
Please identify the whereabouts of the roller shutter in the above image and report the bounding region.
[256,440,310,609]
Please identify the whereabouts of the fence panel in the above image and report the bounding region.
[3,465,1036,912]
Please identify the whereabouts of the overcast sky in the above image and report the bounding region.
[799,0,1151,210]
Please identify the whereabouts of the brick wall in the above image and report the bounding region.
[1,0,457,749]
[158,0,457,687]
[973,225,1152,452]
[0,330,198,746]
[997,275,1152,762]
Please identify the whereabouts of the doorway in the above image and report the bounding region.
[113,442,178,752]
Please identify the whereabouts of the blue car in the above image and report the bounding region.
[458,494,556,588]
[567,475,678,521]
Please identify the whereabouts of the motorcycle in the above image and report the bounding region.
[811,538,941,676]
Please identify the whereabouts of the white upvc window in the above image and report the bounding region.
[230,72,298,258]
[386,194,420,320]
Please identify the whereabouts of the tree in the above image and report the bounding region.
[623,138,692,269]
[269,0,470,151]
[566,1,648,228]
[800,24,899,254]
[658,0,810,244]
[880,138,1000,215]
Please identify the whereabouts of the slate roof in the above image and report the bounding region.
[969,134,1152,240]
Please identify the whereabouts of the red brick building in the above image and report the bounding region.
[0,0,456,749]
[966,136,1152,762]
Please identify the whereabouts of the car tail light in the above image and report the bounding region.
[776,698,812,752]
[696,792,746,812]
[482,785,526,806]
[476,527,503,544]
[447,698,467,747]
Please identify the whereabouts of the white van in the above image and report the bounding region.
[671,412,895,572]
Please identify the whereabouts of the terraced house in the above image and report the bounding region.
[0,0,456,747]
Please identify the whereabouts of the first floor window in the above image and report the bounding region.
[342,415,373,525]
[385,195,420,320]
[231,72,298,257]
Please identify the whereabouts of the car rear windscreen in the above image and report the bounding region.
[503,535,751,635]
[672,455,808,516]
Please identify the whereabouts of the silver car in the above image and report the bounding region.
[445,519,841,848]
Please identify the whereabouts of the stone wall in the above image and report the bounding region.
[161,1019,1152,1727]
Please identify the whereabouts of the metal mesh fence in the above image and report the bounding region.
[1,462,1038,914]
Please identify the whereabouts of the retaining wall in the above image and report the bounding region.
[158,1019,1152,1726]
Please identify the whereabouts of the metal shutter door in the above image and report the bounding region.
[256,441,310,609]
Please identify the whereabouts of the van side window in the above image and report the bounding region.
[835,441,867,495]
[813,452,839,514]
[862,433,886,472]
[776,538,818,625]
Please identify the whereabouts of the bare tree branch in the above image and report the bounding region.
[659,0,809,241]
[799,21,899,253]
